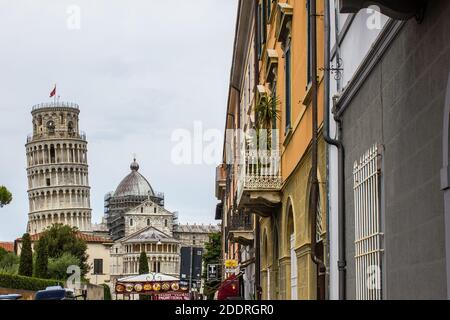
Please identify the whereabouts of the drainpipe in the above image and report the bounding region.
[323,0,346,300]
[309,0,325,282]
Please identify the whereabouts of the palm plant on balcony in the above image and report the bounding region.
[255,94,280,151]
[244,95,280,179]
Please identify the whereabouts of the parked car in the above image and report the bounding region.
[0,294,22,300]
[34,286,75,300]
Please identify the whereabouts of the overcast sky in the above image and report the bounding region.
[0,0,238,241]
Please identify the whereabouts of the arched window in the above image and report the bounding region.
[47,120,55,135]
[129,218,133,226]
[68,121,73,134]
[164,219,168,227]
[147,219,150,226]
[50,145,56,163]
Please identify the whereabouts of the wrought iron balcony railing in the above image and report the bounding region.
[229,212,252,231]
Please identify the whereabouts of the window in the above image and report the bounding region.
[164,219,168,227]
[129,218,133,226]
[46,178,51,186]
[261,0,267,27]
[154,207,157,213]
[261,2,267,44]
[353,144,383,300]
[93,259,103,275]
[47,121,55,134]
[285,44,292,131]
[152,261,161,273]
[141,207,143,213]
[257,3,264,57]
[307,0,313,85]
[147,219,150,226]
[68,121,73,134]
[50,145,56,163]
[270,78,278,133]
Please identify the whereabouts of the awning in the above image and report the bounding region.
[118,273,179,283]
[217,274,240,300]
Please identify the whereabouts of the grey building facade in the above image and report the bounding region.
[329,0,450,299]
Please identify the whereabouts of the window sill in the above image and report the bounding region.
[302,82,313,107]
[282,127,293,147]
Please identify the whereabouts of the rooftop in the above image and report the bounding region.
[31,101,79,112]
[114,159,155,198]
[122,226,178,244]
[0,242,14,253]
[16,232,113,244]
[174,223,221,233]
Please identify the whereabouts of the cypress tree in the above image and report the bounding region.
[138,251,150,300]
[138,251,149,274]
[34,236,49,279]
[18,233,33,277]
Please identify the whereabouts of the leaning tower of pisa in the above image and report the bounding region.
[25,101,92,235]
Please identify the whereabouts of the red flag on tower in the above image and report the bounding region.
[50,85,56,98]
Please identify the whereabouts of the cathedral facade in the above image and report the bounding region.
[107,159,181,280]
[106,160,220,282]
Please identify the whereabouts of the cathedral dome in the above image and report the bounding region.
[114,159,155,197]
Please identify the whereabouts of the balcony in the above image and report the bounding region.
[26,131,87,143]
[236,150,282,217]
[215,163,227,199]
[32,101,79,112]
[227,212,253,246]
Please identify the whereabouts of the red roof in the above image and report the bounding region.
[0,242,14,252]
[16,232,112,244]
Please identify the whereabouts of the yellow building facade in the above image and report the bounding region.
[257,0,327,300]
[216,0,327,300]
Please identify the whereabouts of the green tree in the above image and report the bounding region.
[18,233,33,277]
[0,186,12,207]
[138,251,151,300]
[202,232,222,299]
[47,253,80,280]
[0,248,19,274]
[34,236,49,278]
[40,224,89,276]
[102,283,112,300]
[138,251,149,275]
